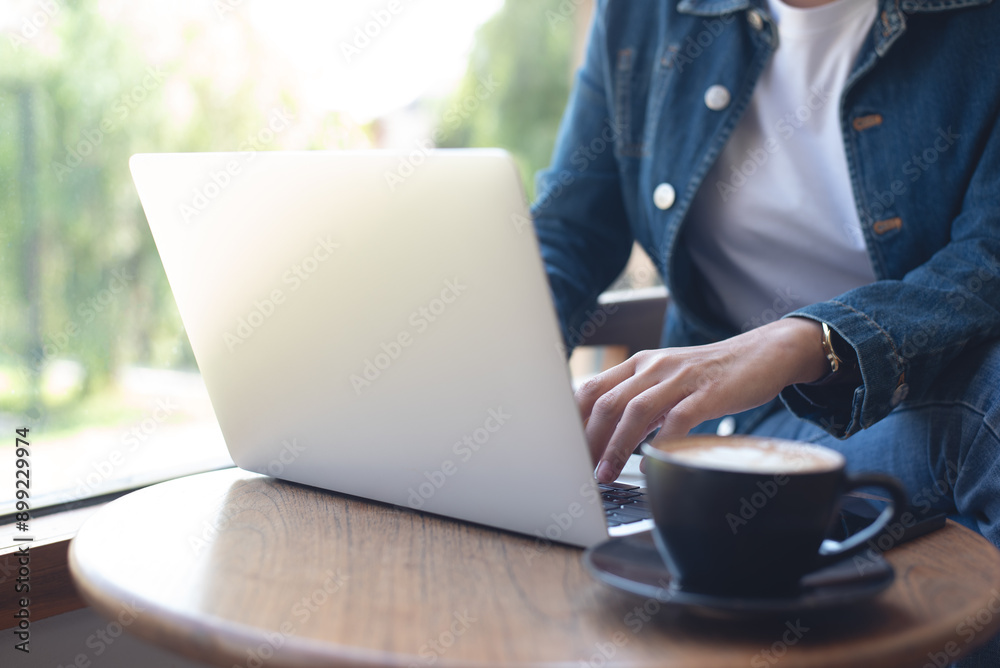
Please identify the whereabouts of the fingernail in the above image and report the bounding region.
[596,460,614,483]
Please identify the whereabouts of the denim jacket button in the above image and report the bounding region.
[890,383,910,407]
[747,9,764,31]
[704,85,731,111]
[653,183,676,210]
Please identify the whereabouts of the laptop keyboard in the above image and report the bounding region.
[598,481,652,527]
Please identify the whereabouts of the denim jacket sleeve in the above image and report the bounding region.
[530,5,634,352]
[781,114,1000,438]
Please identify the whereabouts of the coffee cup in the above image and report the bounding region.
[640,434,908,597]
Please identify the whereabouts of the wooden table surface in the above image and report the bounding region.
[69,468,1000,667]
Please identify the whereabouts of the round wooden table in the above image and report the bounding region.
[69,468,1000,667]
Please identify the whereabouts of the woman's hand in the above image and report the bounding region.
[575,317,830,482]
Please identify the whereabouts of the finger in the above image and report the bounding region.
[584,371,663,465]
[596,384,682,482]
[644,415,666,439]
[656,395,704,441]
[575,358,638,424]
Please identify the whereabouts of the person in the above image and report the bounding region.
[532,0,1000,664]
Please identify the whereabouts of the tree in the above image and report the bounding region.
[435,0,583,200]
[0,0,297,414]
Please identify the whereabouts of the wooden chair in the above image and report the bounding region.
[569,286,669,377]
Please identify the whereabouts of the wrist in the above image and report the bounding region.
[768,317,829,385]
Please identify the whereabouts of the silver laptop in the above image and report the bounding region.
[129,149,652,548]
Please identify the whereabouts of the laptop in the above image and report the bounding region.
[129,149,653,548]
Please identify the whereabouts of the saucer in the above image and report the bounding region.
[582,530,894,618]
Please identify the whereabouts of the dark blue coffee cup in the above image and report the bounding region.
[641,435,908,598]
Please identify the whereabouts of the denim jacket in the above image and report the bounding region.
[532,0,1000,438]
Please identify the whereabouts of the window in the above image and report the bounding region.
[1,0,656,515]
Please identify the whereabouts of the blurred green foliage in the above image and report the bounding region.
[0,0,298,418]
[0,0,580,429]
[435,0,580,199]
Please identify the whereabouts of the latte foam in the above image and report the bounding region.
[665,439,843,474]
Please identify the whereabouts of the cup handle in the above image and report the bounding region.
[813,473,909,569]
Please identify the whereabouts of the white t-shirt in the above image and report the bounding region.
[685,0,878,332]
